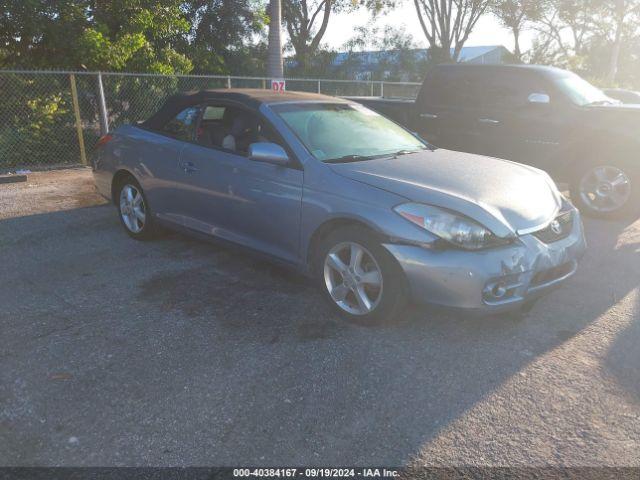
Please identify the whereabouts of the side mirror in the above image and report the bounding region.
[528,93,551,105]
[248,142,289,166]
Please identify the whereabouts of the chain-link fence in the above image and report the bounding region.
[0,70,420,171]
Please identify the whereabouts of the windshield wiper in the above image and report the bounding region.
[325,148,428,164]
[324,154,383,164]
[391,149,425,157]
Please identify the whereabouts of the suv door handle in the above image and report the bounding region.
[478,118,501,125]
[181,161,198,173]
[420,113,438,119]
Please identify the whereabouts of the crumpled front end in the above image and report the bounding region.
[383,206,587,314]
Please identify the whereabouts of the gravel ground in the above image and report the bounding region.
[0,168,639,467]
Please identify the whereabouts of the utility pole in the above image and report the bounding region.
[267,0,284,80]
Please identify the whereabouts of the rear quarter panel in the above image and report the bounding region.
[92,125,184,209]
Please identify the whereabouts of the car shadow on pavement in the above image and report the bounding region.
[1,206,638,466]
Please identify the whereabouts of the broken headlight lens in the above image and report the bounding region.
[394,203,512,251]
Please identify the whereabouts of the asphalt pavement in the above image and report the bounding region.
[1,168,638,467]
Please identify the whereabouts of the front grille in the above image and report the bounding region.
[532,262,575,287]
[533,211,573,244]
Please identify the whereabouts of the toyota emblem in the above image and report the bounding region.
[550,219,563,235]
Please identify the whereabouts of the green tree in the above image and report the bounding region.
[604,0,640,83]
[80,0,192,73]
[527,0,604,69]
[0,0,193,73]
[183,0,268,75]
[283,0,394,74]
[491,0,544,61]
[339,25,428,81]
[0,0,89,69]
[412,0,493,62]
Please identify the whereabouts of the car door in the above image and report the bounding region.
[176,104,304,263]
[413,68,484,153]
[472,71,569,171]
[141,105,201,226]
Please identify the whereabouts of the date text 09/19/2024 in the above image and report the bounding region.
[232,468,399,478]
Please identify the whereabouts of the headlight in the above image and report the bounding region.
[394,203,511,250]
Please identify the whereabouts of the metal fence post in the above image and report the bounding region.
[227,76,231,89]
[317,80,321,94]
[380,81,384,98]
[69,74,88,166]
[96,72,109,134]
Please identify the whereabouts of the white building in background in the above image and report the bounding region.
[332,45,511,80]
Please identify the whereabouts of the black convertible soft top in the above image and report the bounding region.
[142,88,344,130]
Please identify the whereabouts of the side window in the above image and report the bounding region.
[254,122,282,145]
[195,105,284,155]
[481,72,548,109]
[196,105,227,147]
[202,106,225,121]
[162,107,200,141]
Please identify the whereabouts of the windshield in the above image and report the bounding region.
[271,103,427,162]
[552,72,616,106]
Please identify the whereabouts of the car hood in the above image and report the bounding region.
[329,149,562,238]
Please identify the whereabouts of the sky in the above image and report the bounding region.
[321,1,535,53]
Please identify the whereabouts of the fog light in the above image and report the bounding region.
[483,280,512,302]
[492,282,507,299]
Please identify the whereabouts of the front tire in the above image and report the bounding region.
[316,226,408,324]
[116,176,157,240]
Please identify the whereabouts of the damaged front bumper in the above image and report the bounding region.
[383,208,587,315]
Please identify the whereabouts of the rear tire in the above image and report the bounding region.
[570,159,639,219]
[115,176,157,240]
[315,226,408,325]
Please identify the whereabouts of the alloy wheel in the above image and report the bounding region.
[323,242,383,316]
[579,165,631,213]
[119,184,146,234]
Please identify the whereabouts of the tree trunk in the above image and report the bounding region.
[295,45,310,74]
[267,0,284,78]
[608,32,622,84]
[513,27,522,62]
[607,2,625,85]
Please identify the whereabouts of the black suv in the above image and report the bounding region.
[354,64,640,218]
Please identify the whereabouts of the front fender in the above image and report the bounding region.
[299,174,440,271]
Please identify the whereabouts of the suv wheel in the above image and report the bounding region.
[316,226,408,324]
[571,163,638,218]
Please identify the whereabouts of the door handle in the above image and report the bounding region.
[478,118,501,125]
[181,161,198,173]
[420,113,438,119]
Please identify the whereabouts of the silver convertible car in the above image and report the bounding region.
[93,89,586,322]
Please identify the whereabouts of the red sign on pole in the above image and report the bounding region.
[271,79,286,93]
